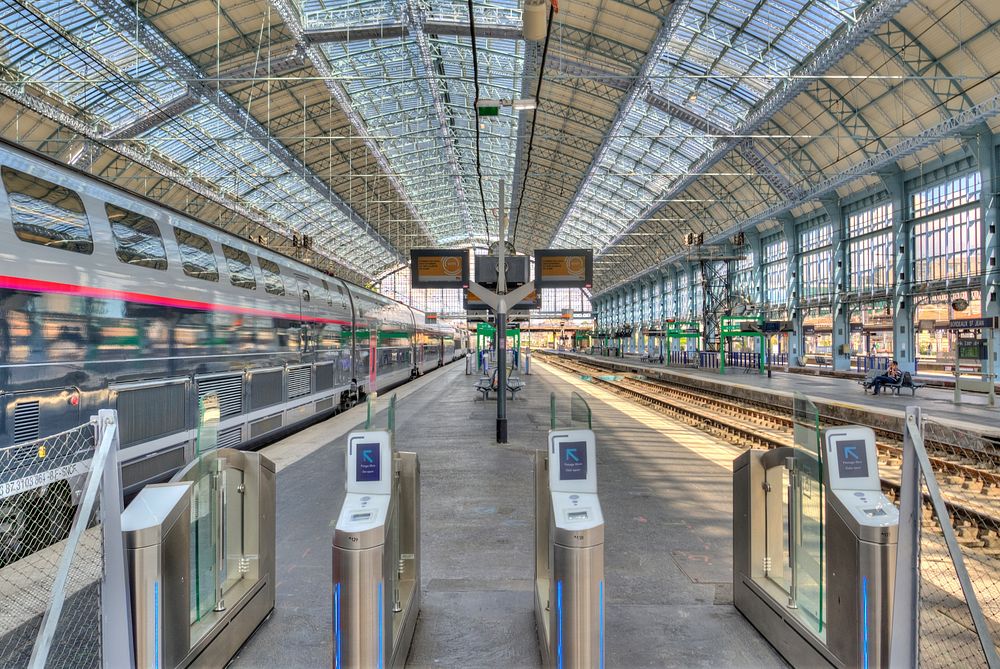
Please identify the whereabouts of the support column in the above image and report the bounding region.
[970,124,999,382]
[782,215,804,365]
[882,167,916,374]
[824,197,852,372]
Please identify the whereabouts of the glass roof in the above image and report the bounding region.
[552,0,867,250]
[0,0,399,277]
[312,0,523,247]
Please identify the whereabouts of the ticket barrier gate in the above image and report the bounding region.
[733,425,898,667]
[333,430,420,668]
[534,428,605,668]
[121,449,276,668]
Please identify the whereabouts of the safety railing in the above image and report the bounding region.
[0,410,131,669]
[891,409,1000,668]
[725,351,762,371]
[856,355,891,374]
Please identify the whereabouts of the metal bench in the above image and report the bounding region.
[474,375,493,401]
[507,375,525,400]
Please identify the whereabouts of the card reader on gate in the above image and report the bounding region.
[335,431,393,549]
[824,425,898,534]
[548,429,604,546]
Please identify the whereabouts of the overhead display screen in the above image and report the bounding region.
[356,442,381,482]
[835,439,869,479]
[410,249,469,289]
[534,249,594,288]
[464,286,539,312]
[559,441,588,481]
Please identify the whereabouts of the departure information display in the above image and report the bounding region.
[356,443,381,482]
[559,441,588,480]
[835,439,870,479]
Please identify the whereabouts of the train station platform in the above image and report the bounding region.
[554,351,1000,438]
[231,359,783,667]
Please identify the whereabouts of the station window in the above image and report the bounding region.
[764,261,787,305]
[106,204,167,270]
[800,248,832,298]
[175,229,219,282]
[223,245,256,290]
[911,173,982,282]
[2,167,93,254]
[846,203,893,292]
[258,258,285,296]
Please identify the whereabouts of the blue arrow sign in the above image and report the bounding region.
[565,448,580,462]
[363,450,374,463]
[843,446,858,460]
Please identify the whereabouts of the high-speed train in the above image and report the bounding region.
[0,138,467,552]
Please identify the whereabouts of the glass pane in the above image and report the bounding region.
[2,166,93,254]
[190,457,219,623]
[197,393,220,455]
[792,392,825,636]
[175,229,219,282]
[106,203,167,270]
[570,392,591,429]
[222,467,245,594]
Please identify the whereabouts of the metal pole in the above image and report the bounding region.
[889,406,921,668]
[497,180,508,443]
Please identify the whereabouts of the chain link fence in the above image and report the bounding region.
[0,412,129,668]
[893,411,1000,669]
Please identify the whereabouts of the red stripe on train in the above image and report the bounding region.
[0,274,352,326]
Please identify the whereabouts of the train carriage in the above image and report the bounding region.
[0,139,456,559]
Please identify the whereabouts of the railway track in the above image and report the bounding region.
[536,351,1000,551]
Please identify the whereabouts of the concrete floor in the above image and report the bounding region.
[231,359,784,668]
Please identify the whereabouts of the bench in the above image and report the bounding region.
[474,375,493,400]
[507,376,526,400]
[861,371,925,396]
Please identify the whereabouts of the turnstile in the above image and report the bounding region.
[122,449,276,668]
[333,430,420,669]
[534,428,605,668]
[733,425,898,667]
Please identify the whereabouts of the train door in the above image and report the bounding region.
[294,274,313,354]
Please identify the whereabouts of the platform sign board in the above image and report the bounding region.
[410,248,469,289]
[957,337,988,360]
[950,317,998,330]
[534,249,593,288]
[465,286,540,312]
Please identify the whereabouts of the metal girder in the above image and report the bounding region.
[217,48,306,84]
[600,0,911,256]
[874,20,973,115]
[597,88,1000,297]
[303,20,522,43]
[89,0,410,267]
[405,1,475,241]
[736,140,801,201]
[269,0,434,245]
[545,55,630,92]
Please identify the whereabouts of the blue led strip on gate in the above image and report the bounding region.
[556,580,564,669]
[862,576,870,669]
[378,581,384,668]
[153,580,161,669]
[599,580,605,669]
[334,582,342,669]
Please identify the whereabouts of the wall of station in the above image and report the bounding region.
[591,134,1000,379]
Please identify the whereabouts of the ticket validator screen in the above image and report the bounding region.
[835,439,869,479]
[559,441,588,481]
[356,442,381,482]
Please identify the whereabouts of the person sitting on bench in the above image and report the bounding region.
[871,360,902,395]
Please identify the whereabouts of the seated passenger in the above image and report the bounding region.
[871,360,902,395]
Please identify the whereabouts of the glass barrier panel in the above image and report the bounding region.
[196,393,220,455]
[762,464,791,596]
[570,392,592,430]
[792,392,825,637]
[550,392,556,430]
[222,466,245,596]
[365,393,397,433]
[190,454,219,624]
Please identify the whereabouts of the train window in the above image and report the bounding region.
[258,258,285,296]
[223,245,256,290]
[175,229,219,282]
[2,167,93,254]
[106,204,167,270]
